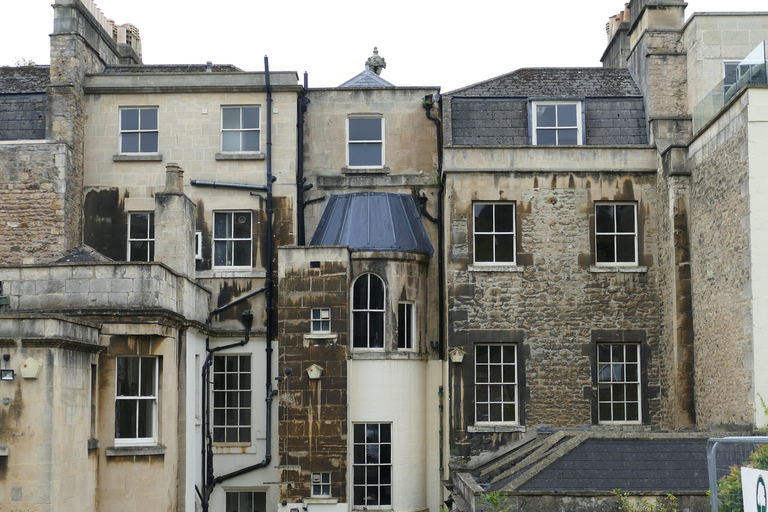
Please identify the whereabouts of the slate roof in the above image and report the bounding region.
[0,66,50,94]
[53,245,113,263]
[338,67,395,88]
[101,64,244,74]
[446,67,642,98]
[310,193,434,256]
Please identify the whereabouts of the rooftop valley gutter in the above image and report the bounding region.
[194,56,276,512]
[296,72,310,245]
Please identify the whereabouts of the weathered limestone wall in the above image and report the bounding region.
[688,93,753,430]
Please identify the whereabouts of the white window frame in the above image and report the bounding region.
[311,472,332,497]
[221,106,261,153]
[311,308,331,334]
[352,422,392,507]
[346,116,385,168]
[213,211,253,269]
[212,354,252,444]
[195,231,203,260]
[594,202,638,267]
[119,107,159,154]
[397,302,414,350]
[597,343,642,425]
[225,491,267,512]
[114,356,158,446]
[473,202,516,265]
[351,273,386,350]
[475,344,518,425]
[127,212,155,262]
[532,101,582,146]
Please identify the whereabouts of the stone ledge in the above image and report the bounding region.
[304,498,339,504]
[105,444,166,457]
[589,265,648,273]
[468,264,525,273]
[215,152,265,160]
[113,153,163,162]
[341,166,390,175]
[468,425,526,433]
[304,333,338,341]
[0,445,8,457]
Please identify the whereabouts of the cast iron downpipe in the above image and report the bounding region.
[296,72,310,245]
[195,56,277,511]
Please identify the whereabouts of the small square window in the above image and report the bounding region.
[120,108,158,154]
[532,101,582,146]
[347,117,384,167]
[473,202,516,265]
[311,472,331,497]
[213,211,252,268]
[597,343,641,424]
[398,303,414,350]
[221,106,260,152]
[127,212,155,262]
[311,308,331,334]
[595,203,638,266]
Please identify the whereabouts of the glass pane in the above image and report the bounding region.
[474,234,494,262]
[214,240,228,266]
[612,363,624,382]
[139,358,155,396]
[140,109,157,130]
[626,384,639,401]
[380,423,391,442]
[130,241,148,262]
[122,132,139,153]
[474,204,494,233]
[476,346,488,363]
[226,356,238,373]
[213,373,224,390]
[226,428,237,442]
[213,392,225,407]
[242,131,260,152]
[536,129,557,145]
[598,364,612,382]
[503,366,516,383]
[489,403,502,421]
[232,213,251,239]
[353,486,365,505]
[599,402,612,421]
[558,128,578,145]
[226,374,237,390]
[353,312,367,347]
[353,276,368,310]
[489,345,501,363]
[349,118,382,141]
[489,366,502,383]
[233,240,251,266]
[595,205,615,233]
[239,427,250,441]
[226,391,238,407]
[476,366,488,384]
[613,403,625,421]
[616,235,636,262]
[130,213,149,239]
[626,364,639,382]
[613,384,626,401]
[366,423,379,443]
[503,346,516,363]
[226,409,237,426]
[598,344,610,362]
[612,344,624,362]
[627,403,639,421]
[349,143,382,166]
[354,444,365,464]
[239,373,250,390]
[476,404,489,422]
[240,492,253,511]
[240,391,251,408]
[380,465,391,484]
[488,385,501,402]
[626,346,638,362]
[476,385,488,401]
[222,108,240,129]
[616,205,636,233]
[369,275,384,309]
[366,445,379,464]
[398,304,406,349]
[557,104,577,127]
[137,399,153,437]
[503,403,516,422]
[370,313,384,347]
[366,486,379,505]
[380,485,392,505]
[214,212,230,238]
[222,131,240,152]
[213,427,224,443]
[242,107,259,128]
[366,466,379,484]
[595,236,615,263]
[495,235,516,262]
[121,109,139,130]
[115,400,137,438]
[140,132,158,153]
[117,358,139,397]
[598,385,611,402]
[536,104,556,127]
[240,409,250,426]
[495,204,515,232]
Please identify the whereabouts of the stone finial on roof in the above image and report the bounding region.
[366,47,386,76]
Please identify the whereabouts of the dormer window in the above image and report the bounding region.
[532,101,582,146]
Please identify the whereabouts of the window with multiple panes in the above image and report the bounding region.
[595,203,638,265]
[475,344,518,424]
[597,343,641,424]
[213,211,252,268]
[532,101,581,145]
[353,423,392,506]
[115,356,158,445]
[225,491,266,512]
[397,302,413,350]
[311,472,331,497]
[311,308,331,334]
[347,117,384,167]
[222,106,260,152]
[127,212,155,262]
[473,202,516,265]
[119,108,158,153]
[212,355,251,443]
[352,274,385,349]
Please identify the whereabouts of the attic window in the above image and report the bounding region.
[532,101,582,146]
[347,117,384,167]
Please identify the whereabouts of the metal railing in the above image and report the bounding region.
[708,436,768,512]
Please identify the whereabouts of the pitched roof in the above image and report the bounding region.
[338,67,395,88]
[446,67,642,98]
[310,193,434,256]
[0,66,50,94]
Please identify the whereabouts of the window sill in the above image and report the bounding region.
[468,424,526,433]
[0,444,8,457]
[589,265,647,273]
[305,333,338,341]
[196,269,266,279]
[306,498,339,504]
[341,166,390,175]
[113,153,163,162]
[469,264,525,273]
[87,438,99,451]
[215,152,265,160]
[106,444,166,457]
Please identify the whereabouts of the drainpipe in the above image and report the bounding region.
[296,72,310,245]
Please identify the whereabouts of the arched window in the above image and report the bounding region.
[352,274,385,348]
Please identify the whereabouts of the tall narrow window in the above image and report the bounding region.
[119,108,158,153]
[473,202,516,264]
[213,211,252,268]
[347,117,384,167]
[597,343,641,424]
[595,203,638,265]
[475,344,517,424]
[353,423,392,506]
[532,101,581,146]
[212,355,252,443]
[115,356,158,445]
[397,303,413,350]
[127,212,155,262]
[221,106,260,152]
[352,274,385,348]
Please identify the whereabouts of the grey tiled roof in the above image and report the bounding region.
[310,193,434,256]
[338,68,395,88]
[447,68,642,98]
[101,64,244,74]
[0,66,49,94]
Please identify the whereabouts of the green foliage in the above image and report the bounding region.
[614,489,678,512]
[717,444,768,512]
[13,58,35,67]
[476,491,513,512]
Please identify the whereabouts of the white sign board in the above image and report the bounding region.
[741,467,768,512]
